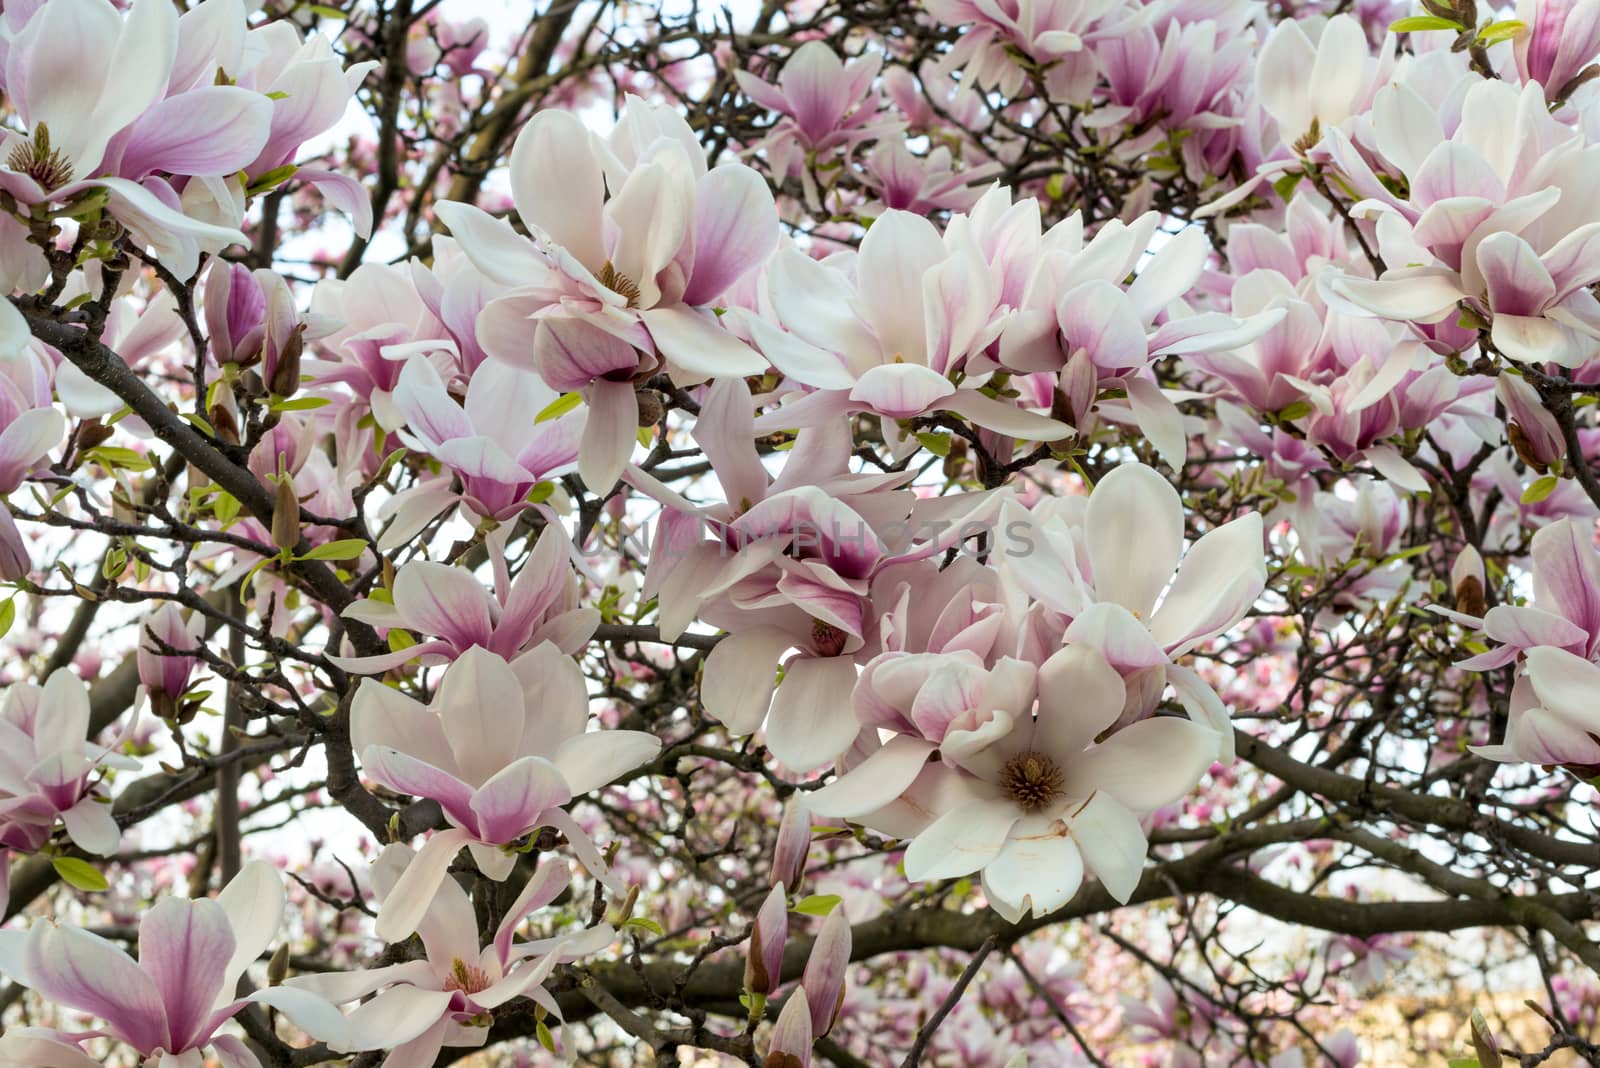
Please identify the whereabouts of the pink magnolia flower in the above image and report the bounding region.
[458,96,778,491]
[809,644,1219,921]
[1472,649,1600,770]
[351,644,661,941]
[259,846,613,1063]
[375,355,582,549]
[0,0,276,277]
[0,668,139,860]
[924,0,1120,101]
[1326,76,1600,367]
[136,603,205,720]
[1447,518,1600,670]
[1513,0,1600,96]
[0,303,66,579]
[754,205,1070,444]
[734,42,900,199]
[305,261,458,432]
[1255,15,1390,146]
[999,462,1265,749]
[330,523,599,673]
[634,380,994,770]
[0,861,284,1068]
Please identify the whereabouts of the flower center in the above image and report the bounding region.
[1000,750,1063,812]
[811,617,848,657]
[443,957,494,996]
[597,260,641,308]
[7,124,73,192]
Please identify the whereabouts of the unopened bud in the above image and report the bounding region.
[636,388,664,428]
[268,942,291,986]
[271,473,299,553]
[942,435,968,480]
[268,325,304,397]
[771,800,812,893]
[1470,1009,1501,1068]
[765,986,813,1068]
[745,884,788,997]
[209,399,240,447]
[1452,545,1487,618]
[801,905,851,1038]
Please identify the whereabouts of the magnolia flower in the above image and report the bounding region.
[1327,77,1600,367]
[257,845,613,1063]
[0,861,285,1068]
[734,42,899,201]
[330,523,599,673]
[136,603,205,721]
[809,645,1219,921]
[1448,518,1600,670]
[351,644,661,941]
[0,668,138,859]
[377,355,582,548]
[924,0,1118,101]
[1000,462,1266,749]
[1513,0,1600,96]
[460,96,778,491]
[1255,15,1388,145]
[0,0,276,277]
[755,209,1071,444]
[0,303,67,579]
[634,379,993,771]
[305,261,458,431]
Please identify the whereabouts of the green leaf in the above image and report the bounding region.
[535,1019,556,1053]
[914,431,952,457]
[1276,400,1313,421]
[1476,19,1525,43]
[53,857,109,892]
[536,392,583,423]
[83,446,153,473]
[624,916,665,936]
[213,491,241,527]
[268,396,331,413]
[791,894,842,917]
[1447,1059,1481,1068]
[1522,474,1560,504]
[297,539,369,561]
[246,164,298,196]
[526,481,555,505]
[0,598,16,641]
[387,628,416,653]
[1389,14,1464,31]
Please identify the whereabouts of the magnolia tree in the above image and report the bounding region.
[2,0,1600,1065]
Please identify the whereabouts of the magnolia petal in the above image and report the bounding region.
[1070,792,1146,904]
[902,797,1020,882]
[765,655,861,773]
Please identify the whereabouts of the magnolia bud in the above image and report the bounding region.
[801,906,850,1038]
[267,325,304,398]
[268,942,291,986]
[0,510,30,581]
[771,800,811,892]
[1470,1009,1501,1068]
[1451,545,1487,618]
[209,395,241,447]
[271,473,299,553]
[745,884,788,997]
[636,388,664,428]
[1497,374,1563,473]
[764,986,813,1068]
